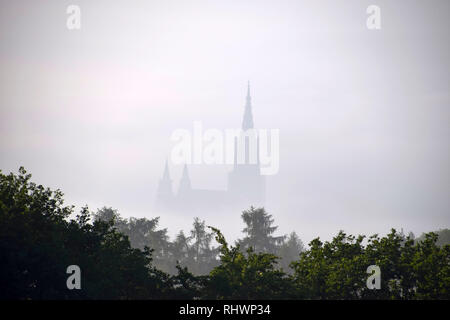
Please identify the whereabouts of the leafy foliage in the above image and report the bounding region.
[416,229,450,247]
[1,168,448,300]
[237,207,285,254]
[0,168,174,299]
[202,227,297,299]
[291,230,450,299]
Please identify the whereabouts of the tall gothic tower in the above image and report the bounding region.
[227,82,266,208]
[155,82,266,214]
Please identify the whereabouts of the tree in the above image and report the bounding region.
[416,229,450,247]
[202,227,297,299]
[189,217,219,275]
[237,207,285,254]
[169,230,193,274]
[277,232,304,274]
[291,229,450,299]
[170,218,219,275]
[0,168,174,299]
[93,208,171,273]
[92,206,127,231]
[291,231,367,299]
[2,168,449,300]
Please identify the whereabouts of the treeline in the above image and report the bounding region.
[0,168,449,299]
[92,207,303,276]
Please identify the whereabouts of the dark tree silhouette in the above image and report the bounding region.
[1,168,449,300]
[0,168,174,299]
[93,207,171,272]
[237,206,285,254]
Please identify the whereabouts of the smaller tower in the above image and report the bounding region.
[175,164,195,212]
[155,159,174,211]
[178,164,192,196]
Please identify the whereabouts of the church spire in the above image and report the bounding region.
[178,164,192,195]
[155,159,173,211]
[242,81,254,131]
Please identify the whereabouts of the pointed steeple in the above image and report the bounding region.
[178,164,192,195]
[155,159,173,210]
[242,81,254,131]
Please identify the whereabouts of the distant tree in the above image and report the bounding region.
[93,208,171,272]
[127,217,168,250]
[128,217,171,271]
[188,217,219,275]
[2,168,449,300]
[277,232,304,274]
[416,229,450,247]
[237,207,285,254]
[92,206,127,231]
[169,230,193,273]
[435,229,450,247]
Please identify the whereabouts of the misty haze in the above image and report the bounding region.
[0,0,449,301]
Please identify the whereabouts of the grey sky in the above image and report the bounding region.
[0,0,449,244]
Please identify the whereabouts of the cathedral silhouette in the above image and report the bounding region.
[155,82,266,214]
